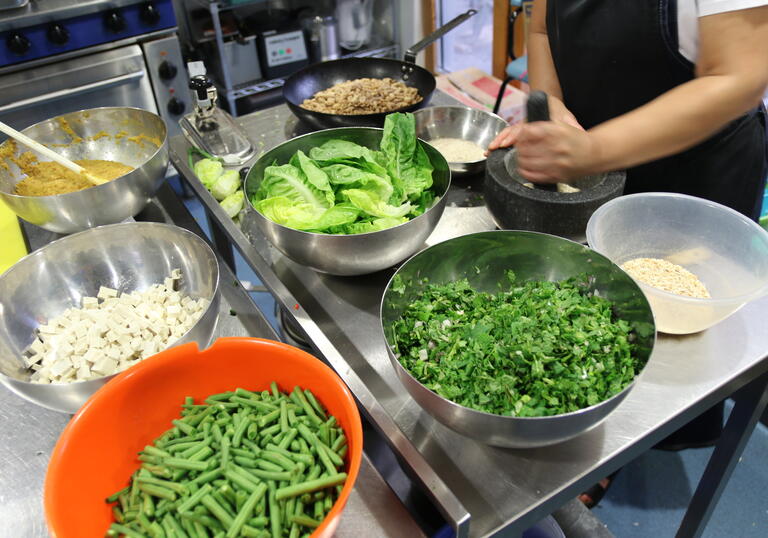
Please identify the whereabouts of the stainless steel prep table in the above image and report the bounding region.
[0,183,425,538]
[169,94,768,538]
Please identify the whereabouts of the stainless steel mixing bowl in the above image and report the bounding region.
[380,230,656,448]
[414,106,508,178]
[0,107,168,234]
[243,127,450,276]
[0,222,220,414]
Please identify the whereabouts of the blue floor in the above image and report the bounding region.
[595,409,768,537]
[177,185,768,537]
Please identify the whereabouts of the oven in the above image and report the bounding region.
[0,0,190,137]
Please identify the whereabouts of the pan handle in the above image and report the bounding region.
[403,9,477,64]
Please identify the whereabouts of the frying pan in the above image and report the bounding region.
[283,9,477,129]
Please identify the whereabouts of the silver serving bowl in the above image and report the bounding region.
[243,127,450,276]
[414,106,507,178]
[0,222,220,413]
[380,230,656,448]
[0,107,168,234]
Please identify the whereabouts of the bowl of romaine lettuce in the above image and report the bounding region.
[243,113,450,275]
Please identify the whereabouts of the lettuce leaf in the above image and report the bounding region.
[342,189,413,218]
[256,163,331,211]
[251,112,434,235]
[380,112,433,199]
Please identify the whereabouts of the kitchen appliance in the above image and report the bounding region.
[485,91,626,242]
[209,33,262,88]
[336,0,373,50]
[282,9,477,129]
[0,0,190,138]
[301,15,340,63]
[256,25,309,80]
[179,61,255,165]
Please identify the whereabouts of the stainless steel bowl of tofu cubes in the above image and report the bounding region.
[0,222,220,413]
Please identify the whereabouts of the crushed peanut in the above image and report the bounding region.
[301,78,422,115]
[621,257,710,298]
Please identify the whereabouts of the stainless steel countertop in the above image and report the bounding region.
[0,183,425,538]
[168,95,768,537]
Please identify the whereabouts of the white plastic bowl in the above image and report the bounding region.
[586,193,768,334]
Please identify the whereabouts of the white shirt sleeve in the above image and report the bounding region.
[698,0,768,16]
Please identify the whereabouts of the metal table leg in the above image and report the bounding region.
[205,210,235,270]
[676,370,768,538]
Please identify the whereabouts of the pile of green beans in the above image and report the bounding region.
[105,384,348,538]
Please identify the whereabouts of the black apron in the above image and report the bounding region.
[546,0,768,220]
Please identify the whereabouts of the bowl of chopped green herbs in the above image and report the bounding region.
[380,231,656,448]
[242,112,450,276]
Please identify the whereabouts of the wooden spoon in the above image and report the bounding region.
[0,120,107,186]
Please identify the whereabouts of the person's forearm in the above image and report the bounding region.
[527,0,563,99]
[588,75,765,173]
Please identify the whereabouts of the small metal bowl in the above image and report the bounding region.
[414,106,508,178]
[380,230,656,448]
[0,107,168,234]
[0,222,220,413]
[243,127,450,276]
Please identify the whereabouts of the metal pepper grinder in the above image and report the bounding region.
[179,62,255,165]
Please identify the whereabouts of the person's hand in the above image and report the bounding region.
[516,122,601,183]
[487,95,583,151]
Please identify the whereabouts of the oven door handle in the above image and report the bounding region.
[0,71,145,114]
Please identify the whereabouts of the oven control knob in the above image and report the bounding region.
[167,97,185,115]
[140,3,161,26]
[47,24,70,46]
[104,10,127,33]
[158,61,177,80]
[7,32,30,55]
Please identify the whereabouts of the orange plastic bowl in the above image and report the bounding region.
[44,337,363,538]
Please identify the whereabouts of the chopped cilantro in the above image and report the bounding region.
[390,272,643,417]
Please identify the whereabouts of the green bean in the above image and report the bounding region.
[219,435,230,470]
[256,460,284,473]
[143,445,172,459]
[106,486,130,504]
[108,522,148,538]
[232,396,278,414]
[313,499,324,520]
[248,516,269,528]
[246,423,259,441]
[337,445,348,459]
[135,476,187,495]
[163,457,209,472]
[279,400,289,434]
[268,487,281,538]
[277,428,298,451]
[331,434,347,453]
[172,419,196,436]
[180,439,211,459]
[275,473,347,500]
[319,442,344,468]
[235,387,261,400]
[180,515,197,538]
[226,483,267,538]
[143,493,155,517]
[163,513,189,538]
[201,494,234,527]
[150,521,165,538]
[180,512,224,531]
[205,392,234,403]
[231,447,256,459]
[260,450,296,472]
[176,483,212,513]
[304,390,328,421]
[112,505,124,524]
[188,446,214,463]
[137,483,177,501]
[224,468,261,493]
[290,514,321,529]
[292,388,322,427]
[257,409,280,429]
[212,490,237,519]
[232,413,250,448]
[141,464,173,479]
[191,469,222,486]
[269,382,280,399]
